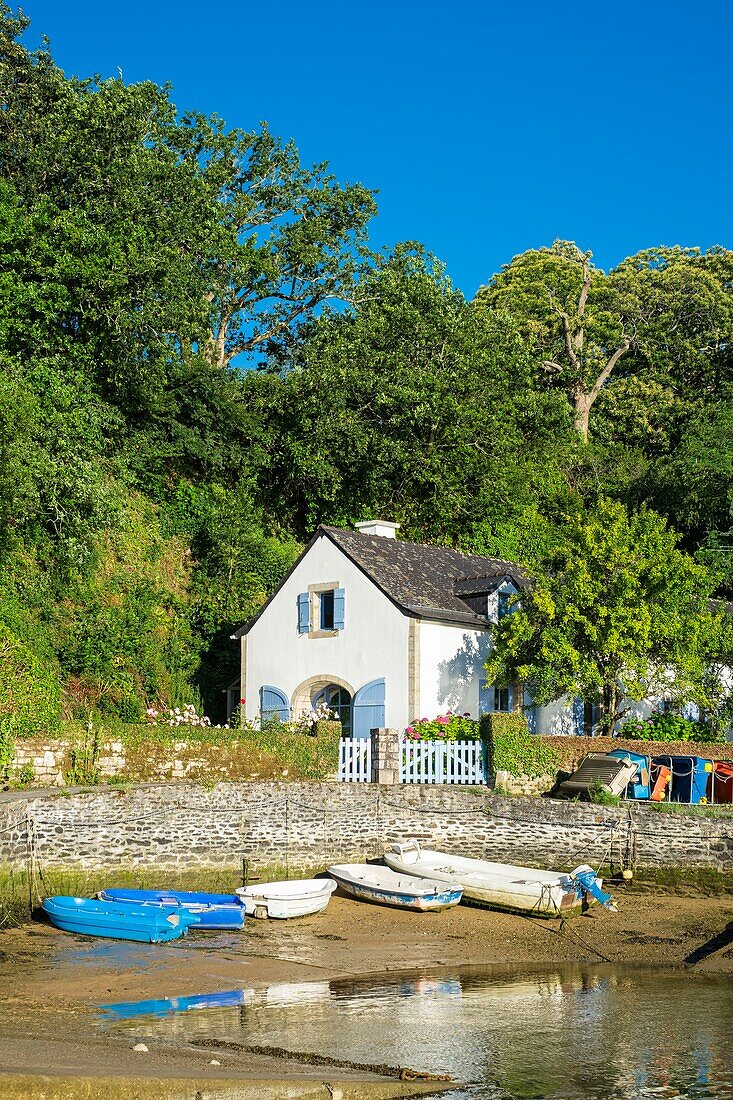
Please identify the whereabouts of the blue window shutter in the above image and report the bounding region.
[260,686,289,723]
[479,679,493,715]
[333,588,345,630]
[297,592,310,633]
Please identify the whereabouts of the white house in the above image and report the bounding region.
[231,519,726,739]
[231,519,566,737]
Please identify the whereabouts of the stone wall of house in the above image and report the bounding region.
[1,782,731,875]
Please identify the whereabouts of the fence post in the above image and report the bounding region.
[370,727,400,784]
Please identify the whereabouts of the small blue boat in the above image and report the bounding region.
[42,896,200,943]
[98,888,246,930]
[100,989,249,1020]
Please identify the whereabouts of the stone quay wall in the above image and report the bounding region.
[0,782,731,875]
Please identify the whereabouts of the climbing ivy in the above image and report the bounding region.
[0,624,61,774]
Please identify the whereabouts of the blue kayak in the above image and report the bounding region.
[98,888,246,930]
[42,895,200,943]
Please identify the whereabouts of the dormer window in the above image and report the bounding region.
[498,592,511,619]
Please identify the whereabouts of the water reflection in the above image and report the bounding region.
[98,965,733,1099]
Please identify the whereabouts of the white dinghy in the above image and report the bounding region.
[328,863,463,912]
[236,878,337,920]
[384,841,616,918]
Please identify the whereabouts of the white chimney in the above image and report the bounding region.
[354,520,400,539]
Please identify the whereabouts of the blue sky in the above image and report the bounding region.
[21,0,733,298]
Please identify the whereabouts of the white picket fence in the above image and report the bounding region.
[401,737,486,785]
[337,736,486,784]
[338,737,372,782]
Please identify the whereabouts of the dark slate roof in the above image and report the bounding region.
[231,525,527,638]
[320,526,526,626]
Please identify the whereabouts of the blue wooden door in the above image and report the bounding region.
[352,678,385,739]
[260,685,290,723]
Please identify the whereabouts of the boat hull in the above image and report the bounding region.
[328,864,463,911]
[384,844,598,918]
[42,896,199,942]
[236,879,337,919]
[98,888,245,929]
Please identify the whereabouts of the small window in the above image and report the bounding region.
[497,592,511,619]
[320,590,335,630]
[494,686,513,712]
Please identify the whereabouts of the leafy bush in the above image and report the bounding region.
[0,623,61,769]
[618,711,722,744]
[481,712,559,778]
[405,713,479,740]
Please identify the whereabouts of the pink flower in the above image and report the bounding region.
[463,712,471,718]
[436,715,450,725]
[437,729,446,736]
[405,725,414,735]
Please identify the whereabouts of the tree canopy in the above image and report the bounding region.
[0,4,732,729]
[485,500,718,732]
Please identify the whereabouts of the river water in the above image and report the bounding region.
[98,963,733,1099]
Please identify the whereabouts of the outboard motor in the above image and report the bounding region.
[570,864,618,912]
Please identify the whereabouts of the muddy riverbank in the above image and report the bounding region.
[0,887,731,1097]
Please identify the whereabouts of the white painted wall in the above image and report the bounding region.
[419,621,491,720]
[245,535,410,728]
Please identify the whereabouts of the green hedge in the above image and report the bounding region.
[480,712,559,779]
[0,624,61,770]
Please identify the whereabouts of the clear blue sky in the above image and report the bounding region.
[21,0,733,298]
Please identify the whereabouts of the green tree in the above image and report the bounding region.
[486,499,716,733]
[476,241,733,443]
[246,246,573,549]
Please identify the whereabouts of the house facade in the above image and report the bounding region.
[232,520,551,736]
[231,519,724,738]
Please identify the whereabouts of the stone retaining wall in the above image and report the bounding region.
[1,782,731,874]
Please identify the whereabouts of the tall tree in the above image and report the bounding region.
[475,241,733,443]
[244,246,573,547]
[485,499,716,732]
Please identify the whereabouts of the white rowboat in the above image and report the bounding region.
[236,879,337,919]
[328,863,463,912]
[384,841,616,917]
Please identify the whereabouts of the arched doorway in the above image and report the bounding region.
[290,676,356,737]
[312,683,352,736]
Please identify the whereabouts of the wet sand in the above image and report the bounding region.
[0,889,731,1097]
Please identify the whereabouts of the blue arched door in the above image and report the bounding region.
[260,685,289,723]
[351,678,385,739]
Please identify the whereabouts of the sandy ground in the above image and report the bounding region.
[0,887,731,1098]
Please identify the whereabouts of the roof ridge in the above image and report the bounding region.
[322,524,522,569]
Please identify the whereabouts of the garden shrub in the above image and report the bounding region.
[405,713,479,740]
[619,712,722,744]
[0,623,61,770]
[481,712,559,778]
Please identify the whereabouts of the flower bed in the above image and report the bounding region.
[405,713,479,740]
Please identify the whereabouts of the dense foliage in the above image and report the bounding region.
[1,6,732,742]
[618,713,723,744]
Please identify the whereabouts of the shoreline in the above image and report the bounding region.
[0,888,732,1095]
